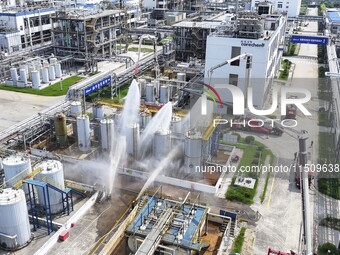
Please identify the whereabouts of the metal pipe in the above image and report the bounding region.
[298,130,311,255]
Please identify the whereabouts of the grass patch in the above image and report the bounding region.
[317,132,340,199]
[0,76,83,96]
[224,137,274,204]
[93,85,130,106]
[318,68,331,101]
[128,47,154,53]
[319,132,335,165]
[279,59,292,80]
[318,242,340,255]
[300,4,308,15]
[283,43,298,56]
[320,216,340,231]
[231,227,246,253]
[318,108,331,127]
[318,45,327,64]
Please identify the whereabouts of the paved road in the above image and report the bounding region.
[0,91,64,131]
[251,11,320,253]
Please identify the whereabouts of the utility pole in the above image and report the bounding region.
[299,130,312,255]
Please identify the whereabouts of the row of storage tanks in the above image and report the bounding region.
[0,156,65,250]
[9,57,62,88]
[67,101,202,170]
[139,73,186,104]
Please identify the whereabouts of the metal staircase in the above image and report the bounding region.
[24,179,86,235]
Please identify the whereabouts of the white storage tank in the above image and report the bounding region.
[139,111,152,130]
[177,73,186,82]
[10,68,18,85]
[48,65,56,81]
[77,115,91,152]
[100,119,114,151]
[170,116,182,134]
[19,69,27,85]
[92,104,104,120]
[159,85,169,104]
[49,57,57,65]
[41,67,49,83]
[35,160,65,214]
[145,83,154,102]
[153,129,171,160]
[2,155,32,187]
[31,70,41,89]
[138,78,146,97]
[126,123,140,159]
[0,189,31,250]
[55,63,62,78]
[70,101,82,117]
[42,60,49,68]
[184,130,202,173]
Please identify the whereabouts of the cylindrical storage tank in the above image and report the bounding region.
[126,123,140,159]
[100,119,114,151]
[70,101,82,117]
[35,160,65,214]
[42,60,49,68]
[19,69,27,85]
[153,129,171,160]
[49,57,57,65]
[54,113,68,148]
[77,115,91,152]
[159,85,169,104]
[138,79,146,97]
[145,83,154,102]
[2,155,32,187]
[139,111,152,130]
[48,65,55,81]
[41,67,49,83]
[177,72,186,82]
[28,65,34,80]
[184,130,202,173]
[170,116,182,134]
[31,70,41,89]
[92,104,104,120]
[55,63,62,78]
[0,189,31,250]
[10,68,18,84]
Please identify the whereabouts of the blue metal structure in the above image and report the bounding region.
[290,35,329,45]
[126,196,207,251]
[24,179,86,235]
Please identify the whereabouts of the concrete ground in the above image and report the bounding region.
[0,91,64,131]
[0,189,136,255]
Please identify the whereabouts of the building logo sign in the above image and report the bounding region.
[84,76,112,96]
[290,35,328,45]
[241,40,265,47]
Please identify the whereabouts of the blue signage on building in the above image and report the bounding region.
[84,76,111,96]
[290,35,328,45]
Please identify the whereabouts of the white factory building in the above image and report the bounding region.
[204,12,286,108]
[0,8,56,55]
[251,0,302,17]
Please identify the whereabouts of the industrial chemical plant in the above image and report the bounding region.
[0,0,338,254]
